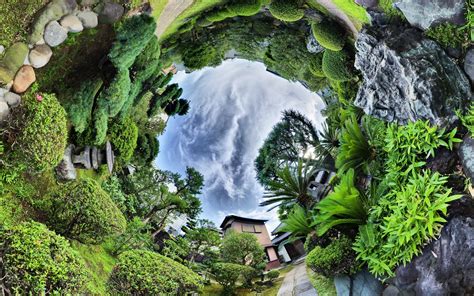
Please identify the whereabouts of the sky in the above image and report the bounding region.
[155,59,325,234]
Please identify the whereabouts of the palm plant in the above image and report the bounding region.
[260,159,317,210]
[313,169,368,236]
[280,205,314,239]
[317,122,340,159]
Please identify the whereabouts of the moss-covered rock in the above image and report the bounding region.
[3,42,28,73]
[269,0,304,22]
[0,63,15,84]
[311,20,346,51]
[227,0,262,17]
[322,49,354,81]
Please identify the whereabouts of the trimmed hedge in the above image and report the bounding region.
[311,20,346,51]
[322,49,354,81]
[108,250,203,295]
[228,0,262,16]
[212,263,255,294]
[0,222,87,294]
[309,53,325,77]
[108,117,139,165]
[46,179,127,244]
[206,7,237,23]
[269,0,304,22]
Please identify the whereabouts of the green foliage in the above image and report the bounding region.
[0,221,87,294]
[68,78,103,133]
[269,0,304,22]
[306,268,337,296]
[322,49,354,81]
[221,230,266,268]
[107,217,152,256]
[108,14,156,69]
[13,88,68,172]
[309,53,326,77]
[93,107,109,145]
[354,171,461,278]
[98,69,131,117]
[266,270,280,281]
[134,133,160,166]
[458,102,474,135]
[101,175,129,214]
[211,262,255,294]
[108,250,203,295]
[311,20,345,51]
[183,40,223,70]
[336,116,371,173]
[378,0,404,19]
[314,169,367,235]
[306,236,356,277]
[227,0,262,16]
[45,179,127,244]
[425,23,469,49]
[281,205,314,238]
[206,7,237,22]
[109,117,139,165]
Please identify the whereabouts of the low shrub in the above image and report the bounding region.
[98,69,131,117]
[309,53,325,77]
[13,88,67,172]
[269,0,304,22]
[206,8,237,22]
[45,178,127,244]
[227,0,262,16]
[266,270,280,281]
[134,133,160,165]
[311,20,345,51]
[322,49,354,81]
[68,78,103,133]
[108,117,139,165]
[306,236,356,277]
[212,263,254,294]
[0,221,87,294]
[93,107,109,145]
[108,250,202,295]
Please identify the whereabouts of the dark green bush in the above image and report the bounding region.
[108,250,202,295]
[322,49,354,81]
[93,107,109,145]
[266,270,280,281]
[306,236,357,277]
[46,179,127,244]
[206,8,237,22]
[108,117,139,165]
[108,14,156,69]
[212,263,254,294]
[134,133,160,165]
[228,0,262,16]
[309,53,325,77]
[182,41,223,70]
[14,88,68,172]
[68,78,103,133]
[0,221,87,294]
[269,0,304,22]
[311,20,346,51]
[98,69,131,117]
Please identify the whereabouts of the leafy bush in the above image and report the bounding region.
[206,7,237,22]
[108,250,202,295]
[314,169,367,236]
[14,88,67,172]
[266,270,280,281]
[182,40,223,70]
[354,171,461,278]
[280,205,314,238]
[108,117,139,165]
[68,78,103,133]
[311,20,345,51]
[322,49,354,81]
[306,236,356,277]
[336,116,371,173]
[98,69,131,117]
[46,179,127,244]
[269,0,304,22]
[108,14,156,69]
[309,53,325,77]
[0,221,87,294]
[221,230,266,268]
[212,263,254,294]
[227,0,262,16]
[133,133,160,165]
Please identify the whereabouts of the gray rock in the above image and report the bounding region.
[352,269,383,296]
[396,0,467,30]
[29,44,53,69]
[60,14,84,32]
[77,11,98,28]
[459,136,474,182]
[56,144,77,180]
[3,92,21,108]
[354,25,472,127]
[79,0,99,6]
[355,0,378,8]
[464,49,474,83]
[0,45,4,55]
[0,88,7,97]
[334,274,351,295]
[383,285,400,296]
[44,21,68,47]
[393,216,474,295]
[0,101,10,122]
[307,34,324,54]
[98,2,124,24]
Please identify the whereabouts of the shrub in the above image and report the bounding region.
[311,20,346,51]
[68,78,103,133]
[108,117,139,165]
[134,133,160,165]
[0,221,87,294]
[108,250,202,295]
[182,41,222,70]
[280,205,314,239]
[354,171,461,278]
[46,179,127,244]
[212,263,254,294]
[335,116,371,173]
[221,230,266,268]
[266,270,280,281]
[98,69,131,117]
[93,107,109,145]
[14,88,68,172]
[306,236,356,277]
[206,8,236,22]
[309,53,325,77]
[227,0,262,16]
[269,0,304,22]
[108,14,156,69]
[322,49,354,81]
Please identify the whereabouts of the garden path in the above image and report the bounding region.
[277,261,317,296]
[315,0,359,36]
[155,0,193,37]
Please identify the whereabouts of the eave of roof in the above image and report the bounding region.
[219,215,269,229]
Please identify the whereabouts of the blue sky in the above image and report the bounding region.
[155,59,325,233]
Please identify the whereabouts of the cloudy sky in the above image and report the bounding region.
[155,59,325,233]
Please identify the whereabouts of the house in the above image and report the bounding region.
[220,215,281,270]
[271,223,306,263]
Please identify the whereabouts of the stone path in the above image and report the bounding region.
[155,0,194,38]
[278,262,318,296]
[315,0,359,36]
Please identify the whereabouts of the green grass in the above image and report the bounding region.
[0,193,25,227]
[378,0,404,19]
[306,267,337,296]
[331,0,370,25]
[0,0,49,52]
[151,0,169,19]
[159,0,227,42]
[72,242,117,295]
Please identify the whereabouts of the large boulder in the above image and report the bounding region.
[3,43,29,73]
[459,135,474,183]
[77,11,98,29]
[396,0,467,30]
[13,66,36,93]
[60,15,84,33]
[29,44,53,69]
[354,25,472,127]
[44,21,68,47]
[393,216,474,295]
[464,49,474,84]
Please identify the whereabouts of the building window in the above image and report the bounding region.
[241,224,262,233]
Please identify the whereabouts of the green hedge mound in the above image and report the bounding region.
[269,0,304,22]
[311,20,346,51]
[322,49,354,81]
[228,0,262,16]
